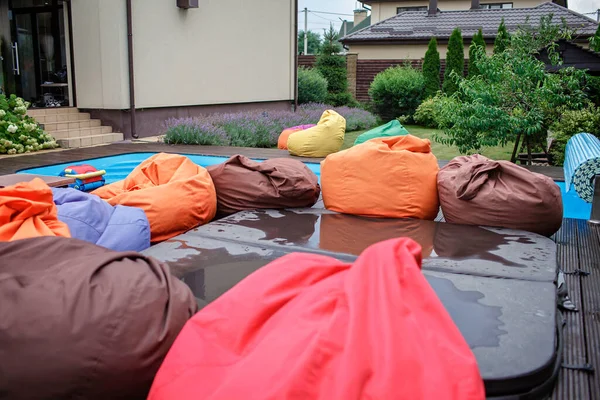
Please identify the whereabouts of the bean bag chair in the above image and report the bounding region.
[0,236,198,400]
[277,124,316,150]
[92,153,217,243]
[207,155,320,216]
[0,178,70,241]
[148,238,485,400]
[52,187,151,252]
[437,154,562,236]
[287,110,346,157]
[321,135,440,220]
[319,212,435,258]
[353,119,409,146]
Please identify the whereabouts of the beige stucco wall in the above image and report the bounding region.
[350,43,494,59]
[131,0,295,109]
[71,0,130,109]
[370,0,545,23]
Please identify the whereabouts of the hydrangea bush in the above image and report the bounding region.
[163,103,378,147]
[0,94,58,154]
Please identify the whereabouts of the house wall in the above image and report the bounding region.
[370,0,545,23]
[70,0,130,109]
[131,0,295,109]
[70,0,295,110]
[348,43,494,59]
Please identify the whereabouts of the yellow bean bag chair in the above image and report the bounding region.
[287,110,346,157]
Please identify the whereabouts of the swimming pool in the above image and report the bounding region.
[18,152,591,220]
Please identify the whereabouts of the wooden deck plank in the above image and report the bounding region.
[552,219,591,399]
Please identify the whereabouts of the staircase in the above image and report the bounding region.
[27,107,124,149]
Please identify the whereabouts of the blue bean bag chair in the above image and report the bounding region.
[52,188,151,252]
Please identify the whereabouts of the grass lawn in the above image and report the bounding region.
[342,125,514,161]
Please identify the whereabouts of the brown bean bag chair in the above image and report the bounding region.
[321,135,440,220]
[93,153,217,242]
[437,154,562,236]
[0,178,70,241]
[319,213,435,258]
[0,236,197,400]
[207,155,320,216]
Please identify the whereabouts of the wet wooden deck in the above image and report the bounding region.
[0,142,597,399]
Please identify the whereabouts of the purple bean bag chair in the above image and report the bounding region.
[52,188,151,252]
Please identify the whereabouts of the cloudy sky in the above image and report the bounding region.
[298,0,599,34]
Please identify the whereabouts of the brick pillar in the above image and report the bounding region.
[346,53,358,97]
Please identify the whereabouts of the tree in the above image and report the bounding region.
[316,25,347,94]
[297,30,322,55]
[468,29,486,78]
[494,19,510,54]
[435,16,588,164]
[590,24,600,52]
[423,37,441,98]
[442,28,464,95]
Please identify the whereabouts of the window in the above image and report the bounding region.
[480,3,513,9]
[397,6,428,13]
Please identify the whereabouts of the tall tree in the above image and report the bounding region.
[468,29,486,78]
[316,25,347,94]
[297,30,322,55]
[590,24,600,52]
[494,19,510,54]
[423,37,441,98]
[443,28,464,95]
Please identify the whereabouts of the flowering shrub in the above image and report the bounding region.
[0,94,58,154]
[163,103,378,148]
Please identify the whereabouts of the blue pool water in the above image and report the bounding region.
[18,152,591,220]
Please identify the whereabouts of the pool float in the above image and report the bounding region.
[59,164,106,192]
[287,110,346,157]
[437,154,562,236]
[321,134,440,220]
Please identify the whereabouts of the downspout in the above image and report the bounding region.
[293,0,299,111]
[126,0,138,138]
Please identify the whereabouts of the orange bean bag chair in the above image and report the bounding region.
[437,155,563,236]
[0,178,70,241]
[93,153,217,242]
[277,124,316,150]
[321,135,440,220]
[148,238,485,400]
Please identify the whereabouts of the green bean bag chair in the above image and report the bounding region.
[353,120,409,146]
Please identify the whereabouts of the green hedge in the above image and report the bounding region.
[298,67,328,104]
[369,66,425,121]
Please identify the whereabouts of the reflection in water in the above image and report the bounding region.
[427,275,506,348]
[228,212,320,245]
[318,213,436,258]
[434,223,534,267]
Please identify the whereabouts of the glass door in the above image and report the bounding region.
[4,0,68,107]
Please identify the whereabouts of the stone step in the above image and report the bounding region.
[43,119,102,131]
[35,113,91,124]
[49,125,113,140]
[27,107,79,117]
[57,133,124,149]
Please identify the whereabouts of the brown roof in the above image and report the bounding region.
[341,2,599,43]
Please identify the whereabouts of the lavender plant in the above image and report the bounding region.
[163,104,377,148]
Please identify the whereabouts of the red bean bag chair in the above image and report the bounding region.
[0,236,198,400]
[207,155,320,216]
[0,178,70,241]
[93,153,217,242]
[438,154,562,236]
[321,134,440,220]
[148,238,485,400]
[277,124,315,150]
